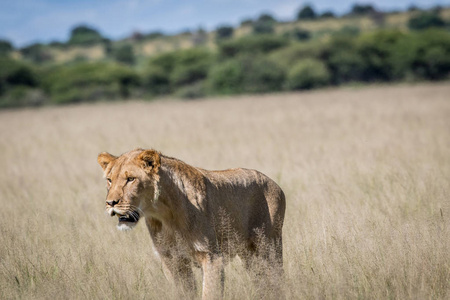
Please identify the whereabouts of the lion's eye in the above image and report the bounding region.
[107,178,112,185]
[127,177,135,183]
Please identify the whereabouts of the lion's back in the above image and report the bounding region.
[202,167,285,239]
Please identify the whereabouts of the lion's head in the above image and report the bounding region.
[97,149,161,231]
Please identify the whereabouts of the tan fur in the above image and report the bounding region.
[97,148,286,299]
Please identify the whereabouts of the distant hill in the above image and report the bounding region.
[11,7,450,64]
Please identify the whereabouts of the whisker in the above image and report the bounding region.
[129,205,145,215]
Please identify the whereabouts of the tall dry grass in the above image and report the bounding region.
[0,83,449,299]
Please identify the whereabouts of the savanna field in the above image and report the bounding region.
[0,83,449,299]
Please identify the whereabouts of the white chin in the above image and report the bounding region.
[117,222,137,231]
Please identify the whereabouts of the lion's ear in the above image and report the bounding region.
[138,149,161,173]
[98,152,117,171]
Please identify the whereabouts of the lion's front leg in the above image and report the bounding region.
[160,255,197,296]
[197,252,224,300]
[146,217,196,296]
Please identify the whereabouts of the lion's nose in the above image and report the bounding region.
[106,199,119,207]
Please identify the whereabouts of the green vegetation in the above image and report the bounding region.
[68,25,106,46]
[215,25,234,41]
[42,62,139,104]
[252,14,277,34]
[1,5,450,107]
[297,5,317,20]
[0,39,13,55]
[111,44,135,65]
[287,58,330,89]
[0,58,43,107]
[20,43,53,64]
[408,11,446,30]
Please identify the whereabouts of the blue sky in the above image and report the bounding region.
[1,0,449,47]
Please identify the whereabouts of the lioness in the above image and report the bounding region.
[97,148,285,299]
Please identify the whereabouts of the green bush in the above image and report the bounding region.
[269,42,326,69]
[208,55,285,94]
[252,14,277,34]
[175,81,207,99]
[356,30,406,81]
[111,44,135,65]
[408,12,446,30]
[324,36,365,83]
[297,5,317,20]
[336,25,361,37]
[0,58,37,91]
[284,28,311,41]
[0,86,47,108]
[169,48,213,87]
[393,29,450,80]
[286,58,330,90]
[142,67,171,95]
[20,43,53,64]
[68,25,105,46]
[219,35,289,58]
[147,52,178,75]
[43,62,140,104]
[320,11,335,18]
[244,56,285,93]
[208,59,244,94]
[0,39,13,55]
[349,4,376,16]
[215,25,234,41]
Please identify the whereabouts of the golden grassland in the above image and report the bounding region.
[0,83,449,299]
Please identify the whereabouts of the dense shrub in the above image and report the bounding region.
[240,19,253,26]
[297,5,317,20]
[147,52,178,75]
[208,55,285,94]
[356,30,406,81]
[393,29,450,80]
[142,48,213,94]
[252,14,277,34]
[269,42,326,69]
[169,48,213,87]
[336,25,361,37]
[111,44,135,65]
[284,28,311,41]
[219,35,289,58]
[0,39,13,55]
[252,21,274,34]
[349,4,376,16]
[0,58,43,107]
[320,11,335,18]
[20,43,53,64]
[408,12,446,30]
[0,58,38,92]
[142,67,171,95]
[175,81,207,99]
[207,59,244,94]
[324,36,365,83]
[243,56,285,93]
[286,58,330,90]
[43,62,139,104]
[0,87,47,108]
[68,25,105,46]
[215,25,234,41]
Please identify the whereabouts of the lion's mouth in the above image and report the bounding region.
[118,214,138,223]
[117,211,140,223]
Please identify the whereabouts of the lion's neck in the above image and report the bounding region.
[143,157,191,227]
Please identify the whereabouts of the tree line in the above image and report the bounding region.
[0,5,449,108]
